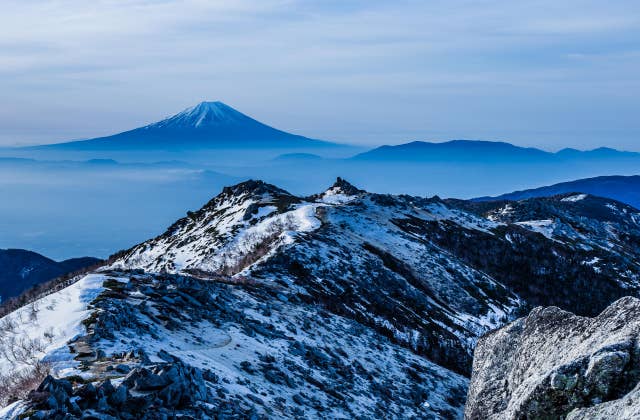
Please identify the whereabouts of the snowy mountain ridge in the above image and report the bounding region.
[110,180,319,275]
[111,178,499,276]
[109,178,640,372]
[2,178,640,418]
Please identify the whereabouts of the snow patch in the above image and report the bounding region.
[320,187,357,204]
[487,204,513,222]
[515,219,555,239]
[0,274,125,378]
[561,194,587,202]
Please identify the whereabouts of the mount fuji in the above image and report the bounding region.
[34,101,343,151]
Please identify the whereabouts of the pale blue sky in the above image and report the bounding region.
[1,0,639,149]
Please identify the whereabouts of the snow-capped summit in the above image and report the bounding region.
[111,179,313,275]
[149,101,249,129]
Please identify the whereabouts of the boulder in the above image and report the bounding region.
[465,297,640,419]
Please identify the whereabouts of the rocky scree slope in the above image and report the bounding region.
[465,296,640,419]
[2,179,640,418]
[2,271,466,418]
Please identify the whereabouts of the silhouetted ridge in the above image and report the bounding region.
[474,175,640,210]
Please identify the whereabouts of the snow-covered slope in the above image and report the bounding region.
[111,180,318,275]
[0,269,469,418]
[3,179,640,418]
[479,193,640,259]
[0,274,118,377]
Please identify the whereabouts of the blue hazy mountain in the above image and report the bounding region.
[33,101,342,151]
[273,152,324,161]
[0,249,99,301]
[352,140,640,162]
[555,147,640,159]
[474,175,640,209]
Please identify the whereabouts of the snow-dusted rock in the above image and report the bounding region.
[567,383,640,419]
[465,296,640,419]
[110,180,315,274]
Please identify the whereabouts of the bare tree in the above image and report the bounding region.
[0,362,51,407]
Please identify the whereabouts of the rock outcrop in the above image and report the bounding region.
[24,361,215,419]
[465,296,640,419]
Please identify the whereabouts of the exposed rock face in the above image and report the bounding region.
[465,296,640,419]
[567,383,640,419]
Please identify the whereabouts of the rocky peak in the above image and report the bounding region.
[181,179,299,224]
[314,177,366,204]
[111,180,310,275]
[219,180,294,201]
[329,177,365,196]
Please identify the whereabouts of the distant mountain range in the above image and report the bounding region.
[272,152,323,161]
[475,175,640,210]
[15,102,640,168]
[32,101,343,151]
[352,140,640,162]
[0,249,100,302]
